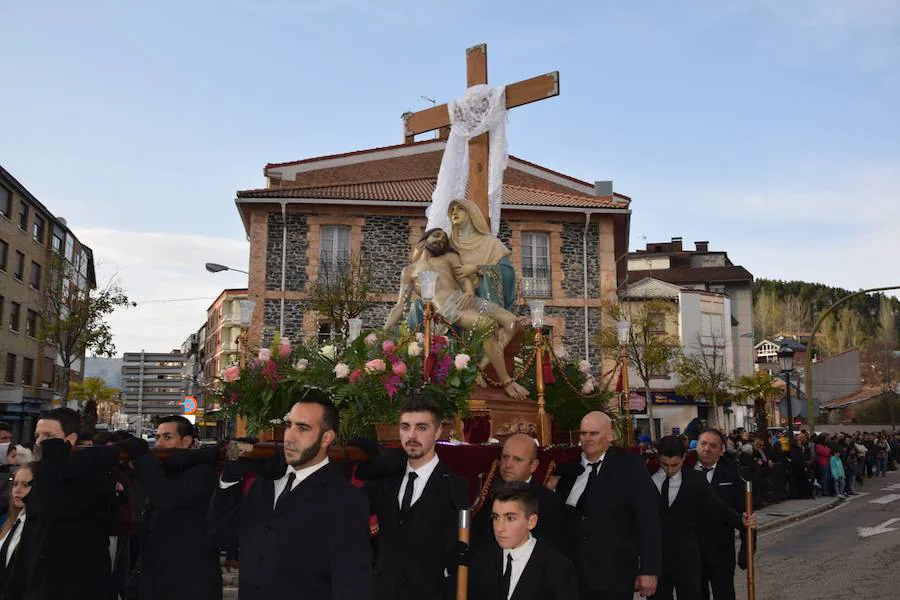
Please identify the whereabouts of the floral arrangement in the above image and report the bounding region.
[218,329,482,439]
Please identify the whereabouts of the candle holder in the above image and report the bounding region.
[616,318,633,447]
[528,300,550,447]
[348,317,362,343]
[418,271,439,381]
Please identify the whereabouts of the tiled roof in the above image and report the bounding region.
[821,386,886,409]
[236,178,628,209]
[627,266,753,284]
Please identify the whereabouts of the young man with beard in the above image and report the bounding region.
[693,429,751,600]
[468,482,578,600]
[470,434,564,551]
[4,408,118,600]
[555,411,661,600]
[118,416,221,600]
[365,396,470,600]
[208,392,372,600]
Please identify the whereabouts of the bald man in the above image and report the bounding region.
[470,434,564,551]
[556,411,661,600]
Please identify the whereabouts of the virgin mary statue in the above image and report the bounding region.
[447,198,516,310]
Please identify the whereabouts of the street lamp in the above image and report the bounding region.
[616,318,633,447]
[528,300,550,446]
[778,346,795,435]
[205,262,250,275]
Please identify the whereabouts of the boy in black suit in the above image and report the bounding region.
[653,435,757,600]
[469,482,578,600]
[365,396,470,600]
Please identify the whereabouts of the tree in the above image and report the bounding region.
[738,371,781,433]
[69,376,121,428]
[40,258,131,402]
[820,307,867,356]
[676,333,733,430]
[753,289,783,340]
[782,295,811,338]
[305,252,375,345]
[600,299,681,442]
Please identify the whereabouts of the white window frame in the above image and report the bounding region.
[319,225,351,277]
[521,232,551,298]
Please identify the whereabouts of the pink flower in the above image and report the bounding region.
[349,369,363,384]
[578,360,592,374]
[415,332,425,343]
[364,333,378,346]
[392,362,408,377]
[294,359,308,371]
[407,342,422,357]
[223,366,241,383]
[278,340,292,359]
[454,353,471,371]
[384,374,402,397]
[581,378,595,394]
[365,359,387,374]
[258,348,272,362]
[382,340,396,354]
[334,363,351,379]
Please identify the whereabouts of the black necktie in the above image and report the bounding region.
[576,461,601,510]
[275,472,296,510]
[0,518,21,569]
[401,472,418,513]
[660,475,671,509]
[500,553,513,600]
[701,466,714,473]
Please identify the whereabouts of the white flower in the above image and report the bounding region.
[320,345,337,359]
[408,342,422,357]
[415,332,425,343]
[578,360,592,374]
[294,359,309,371]
[364,333,378,346]
[454,353,471,371]
[581,378,595,394]
[554,346,569,360]
[334,363,351,379]
[258,348,272,362]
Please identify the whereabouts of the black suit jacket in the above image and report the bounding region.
[208,460,372,600]
[366,460,470,600]
[658,468,742,573]
[556,449,661,595]
[471,478,564,552]
[3,442,117,600]
[131,450,222,600]
[468,540,579,600]
[694,459,746,568]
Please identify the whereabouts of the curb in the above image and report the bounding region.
[758,497,843,533]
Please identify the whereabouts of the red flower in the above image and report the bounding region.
[349,369,363,384]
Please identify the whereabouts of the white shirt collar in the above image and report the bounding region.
[581,452,606,467]
[405,453,440,479]
[285,457,330,486]
[504,533,536,562]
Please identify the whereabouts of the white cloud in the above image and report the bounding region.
[72,229,250,356]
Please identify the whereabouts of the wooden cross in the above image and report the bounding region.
[403,43,560,230]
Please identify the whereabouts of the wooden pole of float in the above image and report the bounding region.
[744,480,756,600]
[456,509,471,600]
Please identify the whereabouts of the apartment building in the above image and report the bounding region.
[120,351,189,433]
[0,166,96,440]
[203,288,249,384]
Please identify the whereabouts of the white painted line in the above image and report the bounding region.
[858,518,900,538]
[869,494,900,505]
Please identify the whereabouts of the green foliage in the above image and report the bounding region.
[542,360,612,431]
[851,393,900,425]
[738,371,781,432]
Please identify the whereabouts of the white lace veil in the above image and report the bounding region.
[425,84,508,235]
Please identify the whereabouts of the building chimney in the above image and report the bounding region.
[594,180,613,196]
[671,236,683,251]
[695,241,709,252]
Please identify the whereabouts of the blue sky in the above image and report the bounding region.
[1,1,898,353]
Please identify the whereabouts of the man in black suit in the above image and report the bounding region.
[4,408,118,600]
[471,434,564,551]
[653,436,755,600]
[365,396,470,600]
[119,416,221,600]
[555,411,661,600]
[693,429,751,600]
[469,482,578,600]
[208,392,372,600]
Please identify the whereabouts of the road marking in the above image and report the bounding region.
[858,518,900,538]
[869,494,900,505]
[881,484,900,491]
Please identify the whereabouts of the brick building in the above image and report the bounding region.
[203,288,250,384]
[0,166,96,440]
[234,140,632,369]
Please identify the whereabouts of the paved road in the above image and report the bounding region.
[735,472,900,600]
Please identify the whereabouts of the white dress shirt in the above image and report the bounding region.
[652,469,682,507]
[695,461,717,484]
[397,454,440,508]
[0,512,25,566]
[565,452,606,507]
[502,534,537,600]
[218,458,331,510]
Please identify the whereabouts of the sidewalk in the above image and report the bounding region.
[756,494,842,532]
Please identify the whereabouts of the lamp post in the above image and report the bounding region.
[778,346,795,436]
[616,318,632,447]
[205,263,249,275]
[528,300,550,446]
[418,271,439,381]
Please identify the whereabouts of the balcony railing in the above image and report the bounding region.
[521,270,551,298]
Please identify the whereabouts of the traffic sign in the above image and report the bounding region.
[183,396,198,415]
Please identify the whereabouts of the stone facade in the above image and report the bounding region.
[266,213,308,292]
[361,215,410,294]
[560,221,600,298]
